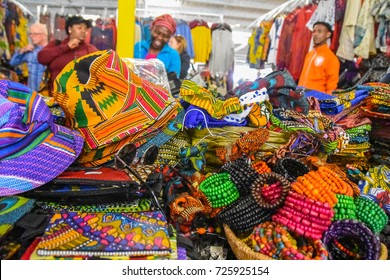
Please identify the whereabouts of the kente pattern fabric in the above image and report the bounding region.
[53,49,179,165]
[36,211,171,257]
[0,80,84,195]
[180,80,242,119]
[82,102,179,166]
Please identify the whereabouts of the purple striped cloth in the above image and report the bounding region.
[0,80,84,196]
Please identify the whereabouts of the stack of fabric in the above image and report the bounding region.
[304,86,372,167]
[361,84,390,166]
[305,86,370,115]
[329,107,372,167]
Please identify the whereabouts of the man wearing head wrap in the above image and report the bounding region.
[134,14,181,78]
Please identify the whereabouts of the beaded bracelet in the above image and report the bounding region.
[220,157,260,196]
[292,170,338,207]
[217,195,273,235]
[323,219,381,260]
[274,157,310,182]
[251,172,291,209]
[251,221,328,260]
[332,238,361,259]
[199,172,239,208]
[316,166,354,197]
[354,196,388,234]
[252,160,271,174]
[333,194,357,221]
[272,191,334,240]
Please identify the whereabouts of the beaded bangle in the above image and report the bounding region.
[317,166,354,197]
[354,196,388,234]
[251,172,291,209]
[252,160,271,174]
[272,191,334,240]
[332,238,361,259]
[220,157,260,196]
[323,219,381,260]
[217,195,273,235]
[274,157,310,182]
[333,194,357,221]
[292,170,338,207]
[199,172,239,208]
[251,221,328,260]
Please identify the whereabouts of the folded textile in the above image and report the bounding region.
[304,89,337,100]
[232,70,309,114]
[320,90,369,108]
[184,105,247,129]
[321,94,369,115]
[320,104,345,115]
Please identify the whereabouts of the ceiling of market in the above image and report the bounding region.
[17,0,287,65]
[18,0,287,31]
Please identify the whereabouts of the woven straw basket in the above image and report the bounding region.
[223,224,388,260]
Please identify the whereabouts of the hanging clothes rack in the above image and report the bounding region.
[9,0,35,18]
[136,8,224,23]
[246,0,308,30]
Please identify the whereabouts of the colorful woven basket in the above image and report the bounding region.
[223,223,388,260]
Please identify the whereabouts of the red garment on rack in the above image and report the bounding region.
[330,20,343,52]
[287,4,317,81]
[276,8,300,71]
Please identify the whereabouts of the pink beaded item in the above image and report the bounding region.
[272,191,334,240]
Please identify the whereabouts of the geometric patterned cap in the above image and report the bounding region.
[0,80,84,196]
[53,50,174,165]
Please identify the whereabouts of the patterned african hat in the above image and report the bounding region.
[53,49,178,166]
[0,80,84,196]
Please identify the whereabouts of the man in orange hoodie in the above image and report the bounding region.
[298,21,340,95]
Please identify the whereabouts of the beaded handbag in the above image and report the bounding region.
[34,211,172,258]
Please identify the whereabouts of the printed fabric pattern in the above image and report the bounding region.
[36,211,171,257]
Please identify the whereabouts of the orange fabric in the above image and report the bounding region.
[298,44,340,94]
